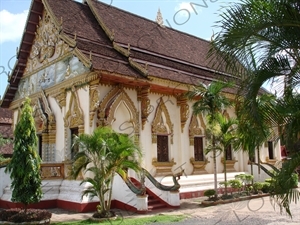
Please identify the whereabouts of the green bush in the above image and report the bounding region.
[261,182,271,193]
[204,189,216,199]
[229,179,242,189]
[253,182,264,192]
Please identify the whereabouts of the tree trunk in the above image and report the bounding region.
[257,146,261,175]
[223,150,228,195]
[213,136,218,198]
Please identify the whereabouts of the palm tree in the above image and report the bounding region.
[185,81,233,198]
[209,0,300,216]
[236,94,274,177]
[206,112,238,195]
[72,126,142,218]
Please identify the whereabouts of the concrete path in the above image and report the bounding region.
[49,196,300,224]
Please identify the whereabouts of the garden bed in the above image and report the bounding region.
[201,193,269,207]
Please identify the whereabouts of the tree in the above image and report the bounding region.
[185,81,233,198]
[72,126,142,218]
[209,0,300,216]
[5,98,42,212]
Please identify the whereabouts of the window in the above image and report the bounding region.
[194,137,204,161]
[71,128,79,159]
[225,144,232,160]
[157,135,169,162]
[268,141,274,159]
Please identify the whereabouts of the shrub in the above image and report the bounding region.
[261,182,271,193]
[253,182,264,192]
[204,189,216,199]
[229,179,242,189]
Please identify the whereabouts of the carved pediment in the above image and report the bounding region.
[64,90,84,128]
[97,86,139,134]
[189,114,206,145]
[152,98,173,143]
[25,10,72,75]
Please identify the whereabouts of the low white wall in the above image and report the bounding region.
[0,167,11,199]
[112,174,137,208]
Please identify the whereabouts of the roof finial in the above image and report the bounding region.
[156,8,164,27]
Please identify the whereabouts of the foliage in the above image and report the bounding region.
[5,98,42,211]
[0,208,51,223]
[185,81,233,198]
[253,182,264,193]
[229,179,242,190]
[203,189,216,199]
[0,134,11,148]
[209,0,300,216]
[72,126,142,218]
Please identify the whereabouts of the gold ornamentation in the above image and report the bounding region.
[152,158,176,176]
[113,42,130,57]
[25,10,67,74]
[137,86,151,129]
[190,157,209,174]
[89,79,100,126]
[177,95,189,132]
[128,58,148,77]
[189,114,206,145]
[53,89,66,109]
[97,85,139,135]
[151,97,173,143]
[64,90,84,128]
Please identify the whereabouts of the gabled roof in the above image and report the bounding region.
[1,0,237,108]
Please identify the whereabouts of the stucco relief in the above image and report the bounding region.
[25,10,69,75]
[189,114,206,145]
[151,98,174,144]
[97,86,139,136]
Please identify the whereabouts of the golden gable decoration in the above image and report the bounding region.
[152,98,173,144]
[25,10,71,75]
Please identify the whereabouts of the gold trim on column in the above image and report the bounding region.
[137,86,151,130]
[89,79,100,127]
[177,95,189,132]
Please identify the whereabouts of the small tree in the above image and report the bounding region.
[5,98,42,212]
[72,126,142,218]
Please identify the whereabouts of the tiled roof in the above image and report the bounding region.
[87,0,213,68]
[0,126,13,139]
[1,0,238,107]
[0,108,12,124]
[0,143,13,156]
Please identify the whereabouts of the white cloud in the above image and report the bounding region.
[175,2,202,18]
[0,10,28,44]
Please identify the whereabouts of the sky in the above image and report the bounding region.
[0,0,240,99]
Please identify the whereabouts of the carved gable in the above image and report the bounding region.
[25,10,71,75]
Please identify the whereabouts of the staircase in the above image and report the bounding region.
[129,177,172,211]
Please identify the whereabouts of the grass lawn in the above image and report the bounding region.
[51,214,187,224]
